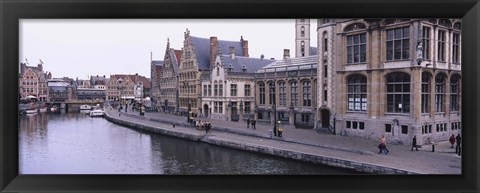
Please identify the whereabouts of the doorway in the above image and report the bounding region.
[321,109,330,128]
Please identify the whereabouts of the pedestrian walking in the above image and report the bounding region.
[411,135,418,151]
[449,134,456,148]
[378,135,389,155]
[278,127,283,137]
[455,134,462,155]
[251,119,256,130]
[247,118,250,128]
[273,125,277,136]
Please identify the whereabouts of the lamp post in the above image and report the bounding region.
[271,87,277,137]
[239,99,244,121]
[228,99,232,121]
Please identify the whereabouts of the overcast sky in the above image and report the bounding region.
[20,19,317,79]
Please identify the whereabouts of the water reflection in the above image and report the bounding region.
[19,113,357,174]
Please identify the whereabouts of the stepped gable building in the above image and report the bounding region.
[158,39,182,113]
[19,60,50,102]
[316,18,462,145]
[203,47,274,121]
[106,73,150,102]
[255,51,317,128]
[178,29,249,117]
[150,52,164,107]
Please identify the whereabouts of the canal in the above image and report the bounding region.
[19,112,358,174]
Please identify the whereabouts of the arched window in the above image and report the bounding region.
[269,82,276,105]
[278,82,286,106]
[214,82,218,96]
[421,72,431,113]
[290,82,298,106]
[301,26,305,37]
[302,81,311,107]
[386,72,410,113]
[450,75,460,112]
[347,75,367,111]
[435,74,446,112]
[323,32,328,52]
[259,82,265,105]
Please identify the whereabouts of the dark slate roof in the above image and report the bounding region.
[168,49,180,75]
[221,55,275,73]
[190,36,244,70]
[309,47,318,56]
[257,55,317,72]
[152,60,164,66]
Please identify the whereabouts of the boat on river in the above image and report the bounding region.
[80,105,92,110]
[89,107,105,117]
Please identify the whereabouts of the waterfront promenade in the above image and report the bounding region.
[105,108,461,174]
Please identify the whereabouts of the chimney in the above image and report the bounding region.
[210,36,218,66]
[261,54,264,60]
[241,36,249,57]
[283,49,290,59]
[229,46,235,59]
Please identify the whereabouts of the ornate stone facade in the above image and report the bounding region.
[316,19,462,145]
[158,39,182,113]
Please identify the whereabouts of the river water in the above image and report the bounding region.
[19,112,357,174]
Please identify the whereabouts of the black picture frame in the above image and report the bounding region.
[1,0,478,192]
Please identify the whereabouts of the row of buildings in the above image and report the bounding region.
[150,18,462,145]
[19,61,151,103]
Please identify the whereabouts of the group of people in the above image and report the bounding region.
[379,134,463,155]
[195,120,212,133]
[246,118,256,130]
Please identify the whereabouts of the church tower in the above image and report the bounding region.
[295,19,310,57]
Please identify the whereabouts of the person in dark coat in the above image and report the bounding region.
[247,118,250,128]
[455,134,462,155]
[251,120,256,130]
[411,135,418,151]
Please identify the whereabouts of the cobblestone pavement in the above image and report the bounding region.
[106,108,461,174]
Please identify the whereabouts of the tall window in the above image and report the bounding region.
[421,73,431,113]
[435,74,446,112]
[203,85,207,96]
[291,82,298,106]
[208,85,212,96]
[269,82,276,105]
[302,81,311,106]
[230,84,237,96]
[347,75,367,111]
[422,26,431,60]
[214,83,218,96]
[244,101,251,113]
[452,33,460,63]
[347,33,366,63]
[386,27,410,60]
[244,84,251,97]
[216,67,220,76]
[438,30,446,61]
[301,41,305,56]
[279,82,286,106]
[386,72,410,113]
[301,26,305,37]
[323,32,328,52]
[219,83,223,97]
[259,83,265,105]
[450,75,459,111]
[219,102,223,114]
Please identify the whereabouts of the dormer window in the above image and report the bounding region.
[242,65,247,72]
[228,64,233,72]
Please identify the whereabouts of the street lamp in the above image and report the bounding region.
[271,87,277,137]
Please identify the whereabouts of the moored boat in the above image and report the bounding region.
[80,105,92,110]
[89,106,105,117]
